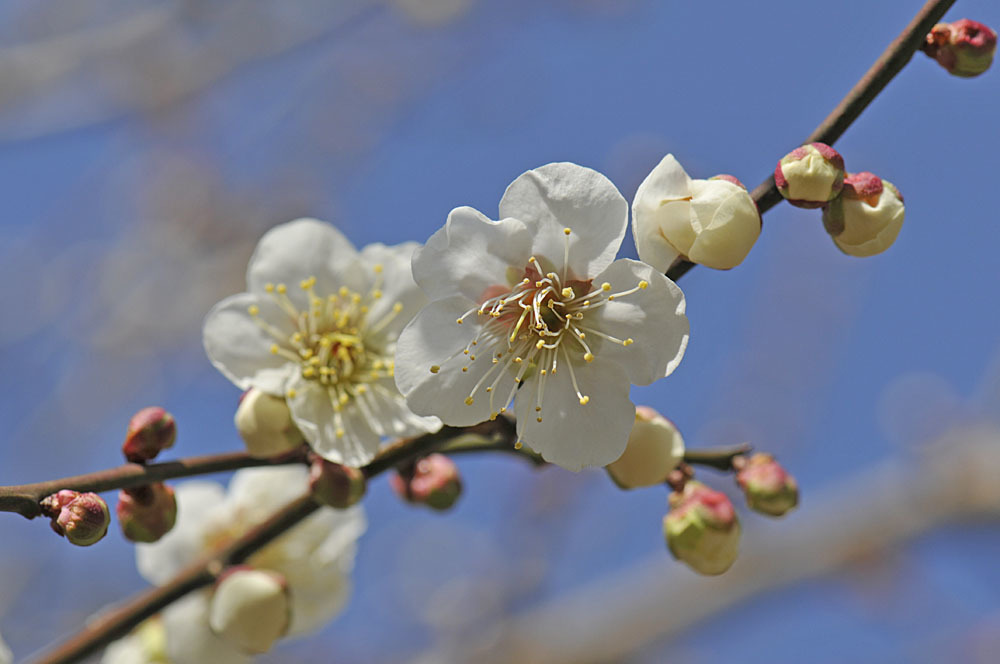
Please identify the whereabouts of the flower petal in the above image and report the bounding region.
[358,242,427,345]
[163,593,252,664]
[499,163,627,280]
[202,293,297,394]
[246,218,365,308]
[632,154,696,271]
[687,179,761,269]
[412,206,531,303]
[584,259,689,385]
[286,377,382,466]
[515,356,635,471]
[395,296,519,426]
[136,482,226,585]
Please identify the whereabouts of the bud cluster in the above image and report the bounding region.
[390,454,463,511]
[774,143,905,257]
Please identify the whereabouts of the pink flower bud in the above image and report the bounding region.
[209,567,291,654]
[606,406,685,489]
[116,483,178,543]
[42,491,110,547]
[234,388,304,458]
[736,453,799,517]
[390,453,462,511]
[122,407,177,463]
[774,143,845,208]
[923,19,997,78]
[663,481,740,575]
[309,458,366,509]
[822,172,905,257]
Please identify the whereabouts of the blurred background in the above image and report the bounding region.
[1,0,999,661]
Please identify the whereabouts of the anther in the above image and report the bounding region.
[579,395,590,405]
[247,305,260,316]
[430,365,440,374]
[584,352,594,362]
[563,227,571,235]
[601,283,611,292]
[464,396,474,405]
[638,280,649,289]
[623,338,634,346]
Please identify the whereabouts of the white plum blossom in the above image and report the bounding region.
[632,154,761,271]
[0,631,10,664]
[129,466,365,662]
[203,219,440,466]
[395,163,689,471]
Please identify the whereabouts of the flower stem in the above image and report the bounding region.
[683,443,752,472]
[666,0,957,282]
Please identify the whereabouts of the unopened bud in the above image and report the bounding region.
[123,407,176,463]
[633,154,761,271]
[42,491,110,547]
[309,458,366,509]
[606,406,685,489]
[822,172,905,257]
[736,453,799,517]
[117,483,178,543]
[390,453,462,511]
[774,143,845,208]
[234,388,304,458]
[208,567,291,654]
[923,19,997,78]
[664,481,740,575]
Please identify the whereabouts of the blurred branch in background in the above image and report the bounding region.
[411,423,1000,664]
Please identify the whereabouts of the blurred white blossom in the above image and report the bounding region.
[204,219,440,466]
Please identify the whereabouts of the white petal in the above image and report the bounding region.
[515,356,635,471]
[202,293,297,394]
[163,593,252,664]
[286,377,381,466]
[246,218,365,308]
[499,163,627,280]
[136,482,226,586]
[687,179,761,269]
[359,242,427,344]
[226,466,309,516]
[395,296,518,426]
[365,377,442,438]
[584,259,689,385]
[0,632,10,664]
[412,206,531,302]
[632,154,696,271]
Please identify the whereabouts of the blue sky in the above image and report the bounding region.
[1,1,999,661]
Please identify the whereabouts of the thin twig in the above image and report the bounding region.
[29,419,516,664]
[0,448,310,519]
[666,0,956,282]
[683,443,752,472]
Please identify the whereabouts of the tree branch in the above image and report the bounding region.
[29,418,516,664]
[666,0,956,282]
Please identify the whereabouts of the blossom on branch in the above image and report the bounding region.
[126,467,365,661]
[395,162,689,471]
[203,219,440,466]
[632,155,761,270]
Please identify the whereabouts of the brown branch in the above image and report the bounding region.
[29,419,516,664]
[0,448,311,520]
[683,443,752,472]
[666,0,956,282]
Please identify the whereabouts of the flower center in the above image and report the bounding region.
[429,227,648,441]
[246,265,405,438]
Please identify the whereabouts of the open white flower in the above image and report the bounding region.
[396,163,689,471]
[133,467,365,661]
[203,218,440,466]
[0,631,11,664]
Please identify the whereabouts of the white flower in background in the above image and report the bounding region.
[102,618,171,664]
[132,466,365,661]
[632,154,761,271]
[396,163,689,471]
[0,631,11,664]
[203,219,440,466]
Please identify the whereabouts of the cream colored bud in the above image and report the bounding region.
[234,388,304,457]
[633,155,760,271]
[774,143,845,208]
[606,406,685,488]
[208,568,291,654]
[822,172,904,257]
